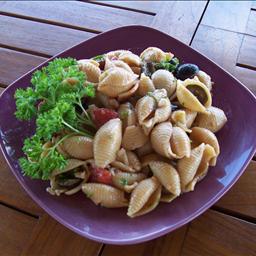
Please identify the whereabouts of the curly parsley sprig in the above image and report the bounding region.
[14,58,96,180]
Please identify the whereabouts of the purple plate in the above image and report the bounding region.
[0,26,256,245]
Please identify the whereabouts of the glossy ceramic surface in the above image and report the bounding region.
[0,26,256,244]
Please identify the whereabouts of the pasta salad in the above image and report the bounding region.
[14,47,227,217]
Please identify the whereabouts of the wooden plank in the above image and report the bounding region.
[0,1,153,32]
[0,15,94,56]
[102,225,188,256]
[93,1,159,14]
[201,1,252,33]
[21,215,102,256]
[181,210,256,256]
[234,66,256,95]
[246,9,256,36]
[215,161,256,219]
[192,25,256,95]
[0,152,44,216]
[151,1,207,44]
[0,47,46,86]
[237,35,256,69]
[0,204,37,256]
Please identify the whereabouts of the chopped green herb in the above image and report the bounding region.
[120,178,128,186]
[92,54,105,62]
[119,110,129,119]
[85,191,93,198]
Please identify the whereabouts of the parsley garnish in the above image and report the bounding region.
[14,58,96,180]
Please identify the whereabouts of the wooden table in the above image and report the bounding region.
[0,1,255,255]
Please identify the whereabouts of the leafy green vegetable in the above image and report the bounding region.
[155,57,179,72]
[19,134,68,180]
[15,57,96,180]
[14,88,38,120]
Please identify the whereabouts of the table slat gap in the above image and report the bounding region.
[188,0,210,46]
[0,10,102,34]
[0,201,39,219]
[236,62,256,72]
[87,0,156,16]
[0,1,153,32]
[180,210,256,256]
[0,204,38,256]
[211,206,256,225]
[0,42,52,59]
[0,47,46,86]
[88,0,160,14]
[0,15,95,56]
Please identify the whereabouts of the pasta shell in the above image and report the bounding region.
[171,109,197,132]
[111,148,141,172]
[112,171,146,192]
[94,118,122,168]
[116,148,129,165]
[106,49,132,59]
[118,103,137,129]
[111,161,134,173]
[126,150,141,171]
[151,122,190,159]
[122,125,148,150]
[47,160,89,196]
[64,182,85,196]
[196,70,212,91]
[130,186,162,217]
[51,159,85,177]
[52,137,70,158]
[82,183,128,208]
[151,122,173,158]
[117,82,139,102]
[94,91,119,110]
[136,89,171,135]
[140,47,173,63]
[185,144,216,192]
[127,176,160,217]
[98,67,138,97]
[152,70,176,97]
[78,59,101,83]
[104,58,133,73]
[149,161,181,196]
[190,127,220,166]
[137,73,155,96]
[177,143,205,192]
[119,52,142,67]
[160,191,178,203]
[176,78,212,113]
[131,66,141,75]
[136,141,154,157]
[61,136,93,160]
[141,153,169,167]
[194,106,227,133]
[171,127,191,158]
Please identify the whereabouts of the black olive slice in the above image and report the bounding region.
[186,84,208,105]
[175,63,199,80]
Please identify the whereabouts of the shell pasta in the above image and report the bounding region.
[15,47,227,218]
